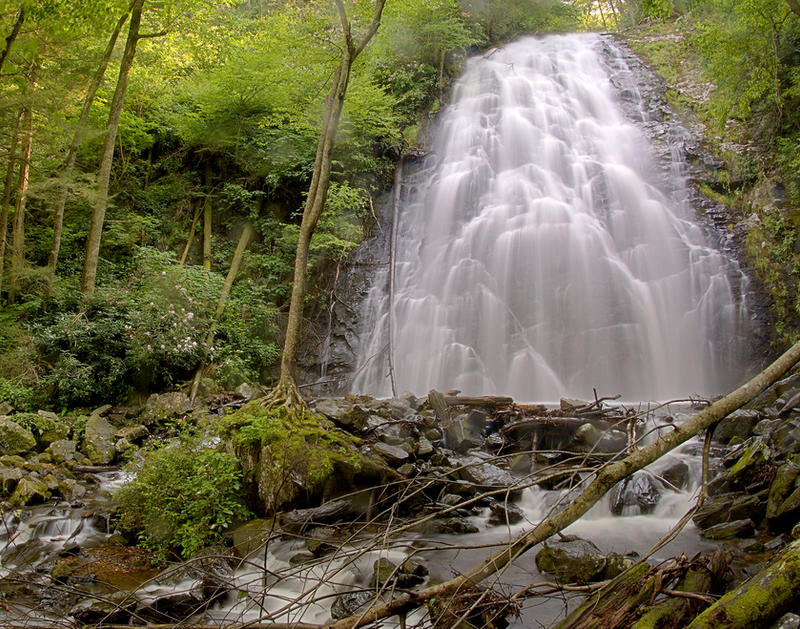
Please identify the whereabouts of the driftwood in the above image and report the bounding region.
[443,394,514,408]
[72,465,120,473]
[501,416,615,435]
[328,340,800,629]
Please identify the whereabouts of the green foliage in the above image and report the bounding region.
[746,210,800,344]
[220,402,361,491]
[116,437,250,562]
[0,379,38,412]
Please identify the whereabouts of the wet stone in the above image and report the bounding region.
[659,459,690,490]
[701,518,755,540]
[771,613,800,629]
[331,590,373,619]
[416,436,434,457]
[609,471,661,515]
[535,537,608,583]
[82,415,116,465]
[372,557,397,586]
[373,441,409,465]
[487,499,524,525]
[9,476,50,506]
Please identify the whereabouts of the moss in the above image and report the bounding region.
[220,402,362,512]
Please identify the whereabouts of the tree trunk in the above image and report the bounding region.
[203,163,212,270]
[328,340,800,629]
[0,6,24,74]
[8,86,34,304]
[45,2,131,295]
[81,0,145,297]
[179,198,203,265]
[687,538,800,628]
[271,0,386,411]
[0,108,23,298]
[190,223,255,402]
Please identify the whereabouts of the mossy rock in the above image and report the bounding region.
[0,418,36,455]
[535,537,608,583]
[221,403,361,513]
[9,476,50,506]
[81,415,116,465]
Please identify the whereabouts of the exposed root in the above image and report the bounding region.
[263,376,307,417]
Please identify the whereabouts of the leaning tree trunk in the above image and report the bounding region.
[8,87,34,304]
[190,222,255,402]
[0,109,23,297]
[269,0,386,412]
[329,340,800,629]
[45,2,131,295]
[81,0,144,297]
[0,6,24,74]
[203,162,212,270]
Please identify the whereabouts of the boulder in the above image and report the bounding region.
[0,466,22,494]
[115,425,149,442]
[47,440,77,464]
[81,415,116,465]
[659,459,690,490]
[140,392,193,425]
[767,461,800,521]
[9,476,50,506]
[279,499,359,533]
[230,518,276,558]
[769,419,800,458]
[701,518,755,540]
[713,409,762,444]
[0,418,36,455]
[58,479,87,502]
[372,557,397,586]
[694,491,767,530]
[331,591,373,619]
[314,398,369,430]
[487,498,525,525]
[443,412,484,453]
[609,471,661,515]
[453,454,522,499]
[535,537,608,583]
[373,441,409,465]
[235,382,262,401]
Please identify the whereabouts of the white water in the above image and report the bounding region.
[352,34,752,401]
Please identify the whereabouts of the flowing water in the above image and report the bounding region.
[351,33,753,401]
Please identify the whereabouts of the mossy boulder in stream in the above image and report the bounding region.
[220,402,362,514]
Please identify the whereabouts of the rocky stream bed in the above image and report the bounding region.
[0,372,800,627]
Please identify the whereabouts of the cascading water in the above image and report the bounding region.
[351,34,753,401]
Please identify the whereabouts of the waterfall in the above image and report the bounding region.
[351,34,753,401]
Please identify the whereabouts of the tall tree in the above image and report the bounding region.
[0,109,23,298]
[45,2,132,294]
[81,0,145,297]
[7,63,35,304]
[268,0,387,411]
[0,5,24,74]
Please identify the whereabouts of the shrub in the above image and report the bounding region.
[116,438,250,562]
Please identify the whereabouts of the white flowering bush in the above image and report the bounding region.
[34,247,281,406]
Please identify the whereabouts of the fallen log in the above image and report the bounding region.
[687,538,800,628]
[501,416,615,435]
[442,395,514,407]
[329,340,800,629]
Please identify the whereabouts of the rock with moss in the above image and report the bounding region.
[0,466,22,494]
[221,403,361,513]
[81,414,116,465]
[140,392,193,425]
[47,440,78,464]
[535,537,610,583]
[0,418,36,455]
[9,476,50,506]
[58,479,87,502]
